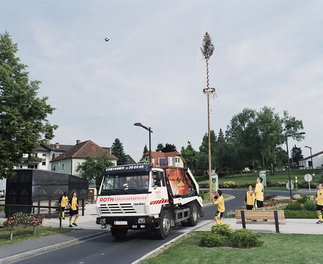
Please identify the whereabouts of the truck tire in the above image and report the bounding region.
[156,209,172,239]
[111,227,128,241]
[187,202,199,226]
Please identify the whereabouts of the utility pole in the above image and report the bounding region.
[201,32,216,201]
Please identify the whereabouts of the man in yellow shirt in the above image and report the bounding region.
[69,192,79,227]
[255,177,264,209]
[213,190,225,225]
[59,193,68,219]
[245,185,255,210]
[315,183,323,224]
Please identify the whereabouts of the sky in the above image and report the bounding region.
[1,0,322,161]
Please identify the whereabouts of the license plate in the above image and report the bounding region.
[114,221,128,225]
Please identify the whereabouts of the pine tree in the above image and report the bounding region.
[143,145,148,154]
[111,138,127,165]
[0,32,57,178]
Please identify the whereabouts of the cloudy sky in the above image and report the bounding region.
[1,0,322,161]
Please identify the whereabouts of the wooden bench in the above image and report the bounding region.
[235,210,285,233]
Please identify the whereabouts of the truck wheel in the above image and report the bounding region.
[187,203,199,226]
[156,209,172,239]
[111,227,128,241]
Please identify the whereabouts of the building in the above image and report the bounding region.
[50,140,118,176]
[125,154,136,164]
[299,150,323,169]
[139,151,184,168]
[19,142,73,170]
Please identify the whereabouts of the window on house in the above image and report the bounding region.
[158,158,167,166]
[53,165,56,171]
[42,161,46,166]
[62,164,65,170]
[42,154,46,157]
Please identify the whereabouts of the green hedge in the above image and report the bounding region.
[284,210,317,219]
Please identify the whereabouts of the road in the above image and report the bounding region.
[14,190,291,264]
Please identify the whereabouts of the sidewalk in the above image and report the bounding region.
[197,218,323,234]
[0,204,108,264]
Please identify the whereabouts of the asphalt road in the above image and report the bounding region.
[14,189,291,264]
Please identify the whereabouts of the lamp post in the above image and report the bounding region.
[305,146,313,170]
[285,132,305,199]
[134,123,153,165]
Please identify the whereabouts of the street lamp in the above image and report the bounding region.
[285,132,305,199]
[134,123,153,165]
[305,146,313,170]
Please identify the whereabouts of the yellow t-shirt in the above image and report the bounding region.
[245,191,255,206]
[214,195,225,212]
[70,197,78,210]
[317,190,323,206]
[255,183,264,201]
[60,196,68,207]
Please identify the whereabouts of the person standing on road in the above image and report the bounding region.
[245,185,255,210]
[213,190,225,225]
[255,177,264,209]
[58,192,68,219]
[315,183,323,224]
[69,192,79,227]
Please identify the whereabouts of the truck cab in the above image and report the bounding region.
[96,164,203,240]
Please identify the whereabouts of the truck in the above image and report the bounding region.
[96,164,203,240]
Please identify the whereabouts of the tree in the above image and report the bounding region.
[76,155,112,190]
[0,32,57,178]
[181,141,197,171]
[196,131,217,176]
[291,145,303,167]
[111,138,127,165]
[156,143,164,152]
[143,145,148,155]
[162,144,177,153]
[215,129,236,172]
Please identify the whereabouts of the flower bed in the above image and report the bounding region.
[3,212,44,240]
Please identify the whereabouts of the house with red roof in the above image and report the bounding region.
[50,140,118,176]
[139,151,184,168]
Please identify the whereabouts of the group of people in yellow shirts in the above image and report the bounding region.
[58,192,79,227]
[213,177,323,225]
[213,177,264,225]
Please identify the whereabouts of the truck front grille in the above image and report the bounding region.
[100,203,136,215]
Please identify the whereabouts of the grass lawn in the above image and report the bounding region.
[197,169,322,188]
[141,232,323,264]
[0,226,72,246]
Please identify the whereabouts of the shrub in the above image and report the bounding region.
[200,233,226,247]
[285,203,302,210]
[296,194,311,204]
[303,200,316,211]
[299,182,316,189]
[211,224,232,237]
[222,181,237,188]
[229,229,263,248]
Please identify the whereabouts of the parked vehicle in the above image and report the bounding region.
[96,164,203,240]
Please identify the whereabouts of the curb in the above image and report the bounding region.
[132,194,236,264]
[0,230,109,264]
[132,220,213,264]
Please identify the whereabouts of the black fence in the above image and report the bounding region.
[0,201,86,228]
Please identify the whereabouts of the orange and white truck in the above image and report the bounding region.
[96,164,203,240]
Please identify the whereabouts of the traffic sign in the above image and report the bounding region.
[286,182,294,190]
[304,174,313,182]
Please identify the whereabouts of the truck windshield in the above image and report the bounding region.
[101,173,149,195]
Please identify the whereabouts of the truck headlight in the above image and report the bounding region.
[138,218,146,224]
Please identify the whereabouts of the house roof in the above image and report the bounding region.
[125,154,136,164]
[300,150,323,161]
[36,143,73,152]
[51,140,117,162]
[141,151,181,160]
